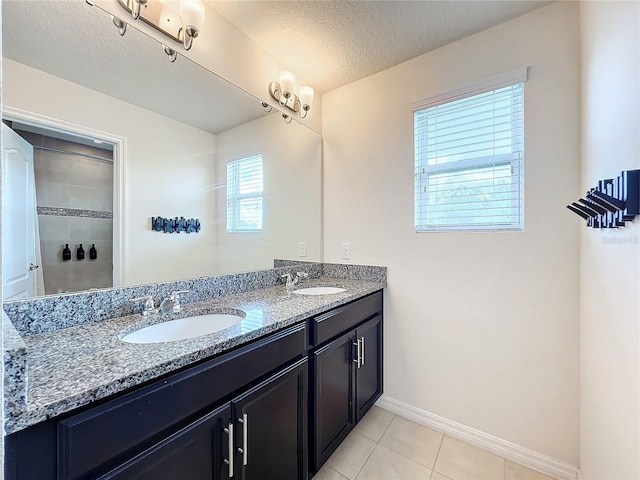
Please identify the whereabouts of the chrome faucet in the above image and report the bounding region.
[159,290,190,314]
[128,295,158,316]
[281,272,309,295]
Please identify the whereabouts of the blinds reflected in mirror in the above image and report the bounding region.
[227,154,263,232]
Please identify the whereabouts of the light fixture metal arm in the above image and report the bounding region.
[112,16,127,36]
[269,81,300,114]
[116,0,203,52]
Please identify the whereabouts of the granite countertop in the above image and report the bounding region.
[4,276,385,435]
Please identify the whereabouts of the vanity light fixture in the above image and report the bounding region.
[163,45,178,63]
[111,15,127,36]
[116,0,206,56]
[267,71,315,121]
[179,0,205,50]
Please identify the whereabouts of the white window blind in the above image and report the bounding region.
[414,82,524,232]
[227,154,263,232]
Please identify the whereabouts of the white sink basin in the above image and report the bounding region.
[121,313,245,344]
[292,286,346,295]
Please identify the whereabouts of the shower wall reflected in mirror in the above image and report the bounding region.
[8,121,114,295]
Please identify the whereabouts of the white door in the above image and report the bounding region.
[2,124,37,300]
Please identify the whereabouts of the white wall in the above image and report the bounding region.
[3,59,218,286]
[580,2,640,478]
[214,114,322,273]
[323,1,581,465]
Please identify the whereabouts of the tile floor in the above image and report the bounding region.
[314,406,558,480]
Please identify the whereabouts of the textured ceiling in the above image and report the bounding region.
[208,0,552,93]
[2,1,267,135]
[3,0,552,134]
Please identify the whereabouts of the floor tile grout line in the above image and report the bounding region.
[378,438,441,473]
[352,433,381,480]
[371,411,444,476]
[503,454,507,480]
[429,432,446,479]
[351,411,396,480]
[346,408,560,480]
[378,412,446,473]
[377,411,397,442]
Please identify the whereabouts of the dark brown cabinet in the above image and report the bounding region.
[232,358,308,480]
[99,358,308,480]
[6,323,308,480]
[5,290,383,480]
[310,292,384,473]
[312,331,356,469]
[355,314,383,422]
[99,404,230,480]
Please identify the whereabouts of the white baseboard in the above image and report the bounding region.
[375,395,580,480]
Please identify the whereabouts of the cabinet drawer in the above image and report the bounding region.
[58,322,306,480]
[311,291,382,346]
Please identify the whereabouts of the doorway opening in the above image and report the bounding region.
[2,117,119,297]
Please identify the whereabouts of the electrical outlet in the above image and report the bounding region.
[298,242,307,257]
[341,243,351,260]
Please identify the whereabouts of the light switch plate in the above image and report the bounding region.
[341,243,351,260]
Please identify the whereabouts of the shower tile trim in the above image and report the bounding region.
[37,206,113,219]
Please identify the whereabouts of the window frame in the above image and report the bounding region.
[413,68,528,233]
[226,153,264,233]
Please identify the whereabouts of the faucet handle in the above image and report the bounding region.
[170,289,189,300]
[169,290,189,313]
[129,295,157,316]
[296,271,309,279]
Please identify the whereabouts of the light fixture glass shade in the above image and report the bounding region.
[279,71,296,96]
[180,0,205,30]
[299,86,314,108]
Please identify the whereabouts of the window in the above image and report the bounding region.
[227,154,263,232]
[414,74,525,232]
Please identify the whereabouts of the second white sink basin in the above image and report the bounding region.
[292,286,346,295]
[121,313,245,344]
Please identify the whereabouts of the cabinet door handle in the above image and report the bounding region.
[224,423,234,478]
[238,413,248,466]
[361,336,365,366]
[353,338,362,369]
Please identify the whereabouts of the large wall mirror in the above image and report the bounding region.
[1,1,322,300]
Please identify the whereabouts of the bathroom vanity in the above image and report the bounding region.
[3,265,385,480]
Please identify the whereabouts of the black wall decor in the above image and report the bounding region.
[151,217,201,234]
[567,169,640,228]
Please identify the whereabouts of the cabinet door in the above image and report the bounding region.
[355,314,383,422]
[232,358,308,480]
[99,403,231,480]
[311,330,356,471]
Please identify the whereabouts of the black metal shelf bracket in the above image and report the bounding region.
[151,216,201,234]
[567,169,639,228]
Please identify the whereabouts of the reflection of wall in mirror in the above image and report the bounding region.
[215,115,322,274]
[3,58,217,288]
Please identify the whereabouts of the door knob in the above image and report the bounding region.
[29,263,39,271]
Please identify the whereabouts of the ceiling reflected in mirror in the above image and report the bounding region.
[2,0,268,134]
